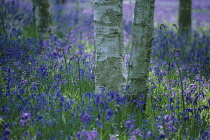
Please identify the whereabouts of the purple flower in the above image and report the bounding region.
[38,65,48,78]
[3,124,12,140]
[186,108,193,113]
[36,131,41,138]
[4,128,12,137]
[107,91,120,102]
[184,116,189,122]
[169,97,174,103]
[106,109,114,121]
[146,130,152,139]
[110,134,117,140]
[101,87,106,92]
[158,131,165,139]
[203,130,210,139]
[24,131,31,138]
[203,105,209,110]
[95,118,102,128]
[19,112,31,126]
[76,129,99,140]
[134,128,141,136]
[125,85,130,91]
[80,112,92,125]
[164,115,170,122]
[124,119,135,132]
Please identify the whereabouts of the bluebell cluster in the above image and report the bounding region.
[1,0,210,139]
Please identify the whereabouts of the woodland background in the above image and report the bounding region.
[0,0,210,139]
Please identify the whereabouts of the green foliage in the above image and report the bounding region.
[1,1,210,139]
[22,24,38,39]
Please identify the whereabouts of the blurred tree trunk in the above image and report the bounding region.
[33,0,52,38]
[128,0,155,110]
[178,0,192,35]
[56,0,66,4]
[94,0,127,95]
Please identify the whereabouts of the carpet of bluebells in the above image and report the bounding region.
[0,0,210,139]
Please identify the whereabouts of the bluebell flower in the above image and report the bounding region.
[124,119,135,132]
[110,134,117,140]
[125,85,130,91]
[146,130,153,139]
[48,119,57,127]
[186,108,193,113]
[76,129,99,140]
[66,136,72,140]
[2,104,10,112]
[24,131,30,139]
[38,64,48,78]
[202,130,210,139]
[95,118,102,128]
[164,115,170,122]
[107,91,119,102]
[202,105,209,110]
[157,131,165,140]
[133,128,141,137]
[4,128,11,136]
[80,112,92,126]
[3,124,12,140]
[184,116,189,122]
[19,112,31,126]
[36,131,41,138]
[101,87,106,93]
[106,109,114,121]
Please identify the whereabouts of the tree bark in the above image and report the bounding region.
[56,0,66,4]
[128,0,155,109]
[33,0,52,38]
[94,0,127,95]
[178,0,192,35]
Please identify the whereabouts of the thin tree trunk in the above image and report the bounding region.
[56,0,66,4]
[178,0,192,35]
[33,0,52,38]
[94,0,127,95]
[128,0,155,110]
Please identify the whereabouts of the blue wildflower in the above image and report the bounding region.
[76,129,99,140]
[80,112,92,125]
[106,109,114,121]
[19,112,31,126]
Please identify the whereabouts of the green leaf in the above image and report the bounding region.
[62,113,66,125]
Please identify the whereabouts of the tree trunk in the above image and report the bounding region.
[56,0,66,4]
[178,0,192,35]
[33,0,52,38]
[128,0,155,110]
[94,0,127,95]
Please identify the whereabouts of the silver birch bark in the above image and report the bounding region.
[128,0,155,104]
[94,0,127,95]
[33,0,52,38]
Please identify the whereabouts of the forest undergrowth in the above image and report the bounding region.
[0,0,210,139]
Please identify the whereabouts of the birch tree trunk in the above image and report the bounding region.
[178,0,192,35]
[94,0,127,95]
[128,0,155,109]
[33,0,52,38]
